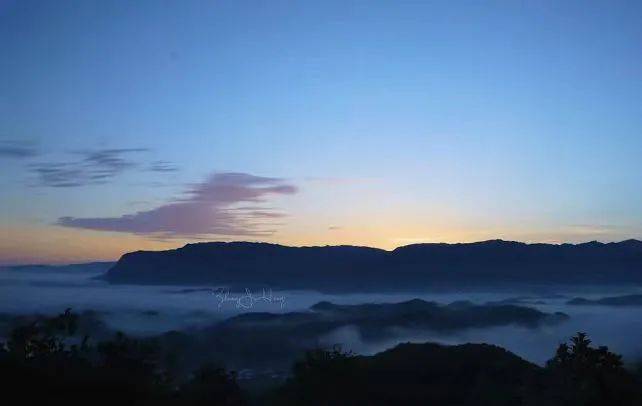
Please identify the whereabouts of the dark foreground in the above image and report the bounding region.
[1,310,641,405]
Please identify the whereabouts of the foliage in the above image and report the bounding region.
[178,364,246,405]
[0,309,245,405]
[269,334,642,406]
[542,332,641,405]
[2,310,642,406]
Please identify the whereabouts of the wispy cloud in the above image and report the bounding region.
[564,224,621,236]
[30,148,151,187]
[31,163,88,188]
[148,160,179,173]
[304,176,381,185]
[0,139,39,159]
[57,172,298,238]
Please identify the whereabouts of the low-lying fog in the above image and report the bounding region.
[2,265,642,365]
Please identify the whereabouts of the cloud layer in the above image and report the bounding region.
[58,173,297,238]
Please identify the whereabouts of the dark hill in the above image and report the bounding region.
[272,342,542,405]
[103,240,642,291]
[160,299,566,373]
[568,294,642,306]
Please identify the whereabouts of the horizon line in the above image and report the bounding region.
[3,237,641,268]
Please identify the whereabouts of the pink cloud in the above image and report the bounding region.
[57,172,297,238]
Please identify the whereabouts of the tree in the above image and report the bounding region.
[0,309,246,405]
[544,332,641,406]
[178,363,245,405]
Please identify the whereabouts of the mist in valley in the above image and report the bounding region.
[2,264,642,370]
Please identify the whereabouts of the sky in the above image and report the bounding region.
[1,0,641,264]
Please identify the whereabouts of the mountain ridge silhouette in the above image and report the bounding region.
[103,239,642,291]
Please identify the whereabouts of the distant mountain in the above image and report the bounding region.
[103,240,642,291]
[105,242,386,289]
[220,298,567,339]
[156,298,566,372]
[2,262,115,273]
[568,294,642,306]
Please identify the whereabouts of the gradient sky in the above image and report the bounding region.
[1,0,641,264]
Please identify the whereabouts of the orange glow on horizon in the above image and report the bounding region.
[1,220,633,266]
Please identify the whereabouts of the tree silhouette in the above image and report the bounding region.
[3,312,642,405]
[544,332,640,405]
[0,309,245,405]
[178,363,245,405]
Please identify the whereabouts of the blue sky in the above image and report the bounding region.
[1,0,641,264]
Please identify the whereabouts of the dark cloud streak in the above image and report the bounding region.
[149,160,179,173]
[30,148,154,187]
[0,139,39,159]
